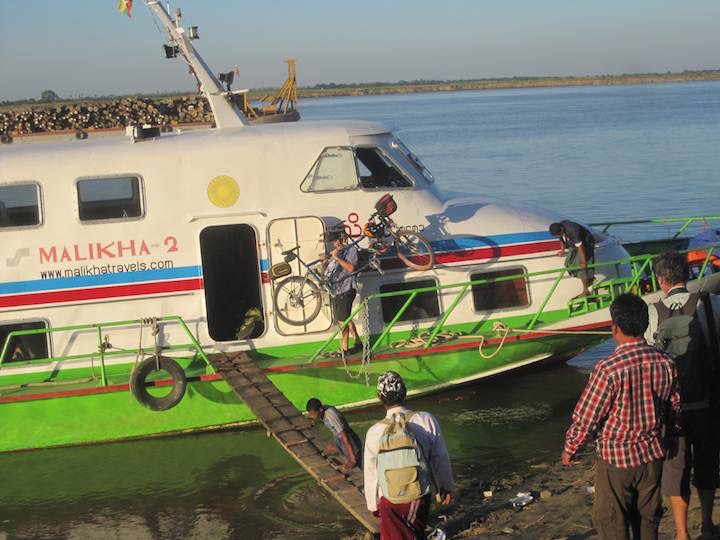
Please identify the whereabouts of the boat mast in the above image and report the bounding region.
[146,1,249,129]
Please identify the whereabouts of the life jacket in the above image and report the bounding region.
[654,290,713,405]
[376,411,431,504]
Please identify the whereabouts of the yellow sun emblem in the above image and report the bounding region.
[207,175,240,208]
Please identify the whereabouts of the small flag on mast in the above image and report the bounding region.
[117,0,133,17]
[234,65,240,77]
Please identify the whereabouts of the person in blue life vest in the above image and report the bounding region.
[319,228,360,356]
[364,371,453,539]
[306,398,362,472]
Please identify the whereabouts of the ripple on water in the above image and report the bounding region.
[454,403,552,426]
[240,471,361,539]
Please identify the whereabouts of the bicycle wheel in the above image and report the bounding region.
[273,276,323,325]
[394,231,435,271]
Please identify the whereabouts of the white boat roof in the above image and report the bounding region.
[0,119,391,158]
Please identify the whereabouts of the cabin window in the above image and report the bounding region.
[300,147,358,192]
[76,176,143,221]
[470,268,530,311]
[391,139,435,184]
[379,279,440,323]
[0,321,49,363]
[200,224,265,341]
[355,147,413,189]
[0,183,41,228]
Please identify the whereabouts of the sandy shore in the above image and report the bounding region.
[342,446,719,539]
[441,449,718,539]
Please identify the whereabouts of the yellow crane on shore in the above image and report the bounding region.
[239,59,299,123]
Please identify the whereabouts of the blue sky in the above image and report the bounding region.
[0,0,718,101]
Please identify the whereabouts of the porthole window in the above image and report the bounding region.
[379,279,440,323]
[77,176,143,221]
[0,321,49,363]
[471,268,530,311]
[0,183,41,228]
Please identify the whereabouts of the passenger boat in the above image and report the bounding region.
[1,2,718,453]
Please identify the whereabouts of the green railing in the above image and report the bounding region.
[0,316,209,386]
[310,242,719,361]
[589,216,720,240]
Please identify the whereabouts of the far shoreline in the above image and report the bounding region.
[2,70,720,111]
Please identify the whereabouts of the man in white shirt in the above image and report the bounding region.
[644,250,720,540]
[363,371,453,539]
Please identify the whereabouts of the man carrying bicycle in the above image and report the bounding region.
[321,228,361,356]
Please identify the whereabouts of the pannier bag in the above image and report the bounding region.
[269,262,292,280]
[375,193,397,217]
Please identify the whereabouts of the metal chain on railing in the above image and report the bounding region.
[339,300,372,385]
[131,317,161,369]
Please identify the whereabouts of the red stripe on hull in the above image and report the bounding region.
[0,372,224,404]
[434,240,560,265]
[380,240,560,270]
[0,278,204,308]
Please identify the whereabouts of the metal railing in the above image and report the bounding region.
[311,242,719,361]
[590,216,720,240]
[0,316,209,386]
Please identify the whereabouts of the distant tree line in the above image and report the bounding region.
[2,69,719,108]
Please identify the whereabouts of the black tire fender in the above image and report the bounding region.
[130,356,187,411]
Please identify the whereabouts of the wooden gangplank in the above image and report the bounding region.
[208,352,378,534]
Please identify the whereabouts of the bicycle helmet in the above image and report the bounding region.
[363,222,381,238]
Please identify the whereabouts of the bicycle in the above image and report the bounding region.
[272,236,380,326]
[271,195,435,326]
[363,193,434,272]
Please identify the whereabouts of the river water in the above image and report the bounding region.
[1,82,719,539]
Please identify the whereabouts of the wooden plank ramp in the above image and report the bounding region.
[209,352,379,534]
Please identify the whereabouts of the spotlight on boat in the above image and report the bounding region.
[218,71,234,91]
[163,44,179,59]
[188,26,199,40]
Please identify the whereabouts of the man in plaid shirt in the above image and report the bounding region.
[562,293,681,539]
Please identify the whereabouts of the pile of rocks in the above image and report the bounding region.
[0,95,213,135]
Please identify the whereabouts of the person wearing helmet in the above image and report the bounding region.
[320,227,360,355]
[363,371,454,538]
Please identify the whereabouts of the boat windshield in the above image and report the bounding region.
[300,145,414,192]
[391,138,435,184]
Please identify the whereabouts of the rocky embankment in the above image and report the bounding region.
[0,95,213,135]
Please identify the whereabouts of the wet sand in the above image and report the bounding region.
[444,449,718,539]
[342,446,719,539]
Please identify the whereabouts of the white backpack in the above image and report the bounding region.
[376,412,431,504]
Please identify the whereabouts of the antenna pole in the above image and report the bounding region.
[147,1,248,129]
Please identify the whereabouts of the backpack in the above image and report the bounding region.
[376,411,431,504]
[654,292,713,404]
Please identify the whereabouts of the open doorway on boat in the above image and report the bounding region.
[199,224,264,341]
